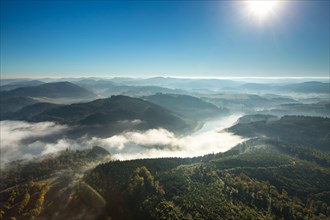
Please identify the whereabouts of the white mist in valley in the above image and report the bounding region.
[0,115,245,164]
[96,114,245,160]
[0,121,69,164]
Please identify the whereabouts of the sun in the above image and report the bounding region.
[246,0,279,20]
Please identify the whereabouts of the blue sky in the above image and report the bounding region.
[1,1,329,78]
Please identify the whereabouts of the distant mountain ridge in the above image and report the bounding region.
[239,81,330,94]
[280,81,330,93]
[0,80,45,91]
[1,81,96,99]
[110,77,242,90]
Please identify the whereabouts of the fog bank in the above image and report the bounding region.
[0,115,245,164]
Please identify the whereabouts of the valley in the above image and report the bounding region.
[0,77,329,220]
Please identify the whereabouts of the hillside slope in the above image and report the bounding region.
[0,96,38,115]
[228,115,330,152]
[144,93,227,120]
[24,95,197,135]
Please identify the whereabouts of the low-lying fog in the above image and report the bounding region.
[0,115,246,165]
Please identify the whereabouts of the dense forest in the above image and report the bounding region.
[84,141,329,220]
[1,116,329,220]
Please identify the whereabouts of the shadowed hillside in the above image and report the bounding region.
[228,115,330,152]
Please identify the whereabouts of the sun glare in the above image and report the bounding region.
[246,0,279,20]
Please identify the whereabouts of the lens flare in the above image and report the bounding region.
[246,0,279,19]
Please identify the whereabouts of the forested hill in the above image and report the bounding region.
[228,115,330,152]
[84,138,330,220]
[0,146,111,220]
[3,95,198,136]
[143,93,228,120]
[0,146,110,191]
[80,115,330,219]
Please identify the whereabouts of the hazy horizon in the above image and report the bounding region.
[1,75,329,80]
